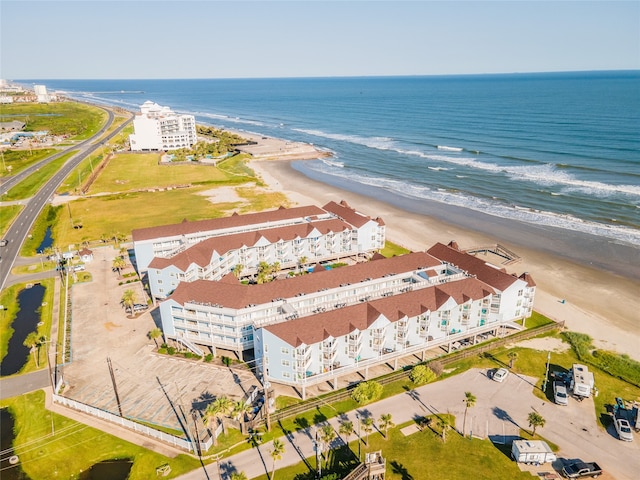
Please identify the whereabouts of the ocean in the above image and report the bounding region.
[26,72,640,247]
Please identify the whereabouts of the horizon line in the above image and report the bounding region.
[11,68,640,82]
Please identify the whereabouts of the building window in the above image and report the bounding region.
[281,359,290,367]
[281,347,289,355]
[283,372,291,379]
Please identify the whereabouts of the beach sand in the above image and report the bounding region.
[249,157,640,360]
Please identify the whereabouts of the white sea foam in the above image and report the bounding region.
[427,166,449,171]
[437,145,463,152]
[308,162,640,246]
[292,128,395,150]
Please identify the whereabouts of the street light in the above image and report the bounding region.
[542,351,551,393]
[356,413,361,462]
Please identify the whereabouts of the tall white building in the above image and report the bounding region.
[34,85,50,103]
[129,101,197,151]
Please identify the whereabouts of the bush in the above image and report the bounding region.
[429,360,444,376]
[184,352,194,359]
[351,381,383,405]
[222,356,233,367]
[410,364,437,385]
[167,346,176,355]
[157,348,167,354]
[204,353,213,362]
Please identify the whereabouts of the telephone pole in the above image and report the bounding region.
[107,357,123,417]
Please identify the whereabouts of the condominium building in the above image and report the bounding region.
[157,239,535,394]
[129,101,196,151]
[133,201,386,299]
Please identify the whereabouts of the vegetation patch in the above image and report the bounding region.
[3,151,76,201]
[0,101,107,139]
[0,390,199,479]
[380,241,411,258]
[0,205,23,236]
[0,148,57,177]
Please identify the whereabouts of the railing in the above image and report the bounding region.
[266,320,564,423]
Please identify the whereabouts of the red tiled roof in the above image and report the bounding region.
[168,251,443,308]
[427,242,519,292]
[148,218,353,271]
[518,272,536,287]
[132,205,327,242]
[263,277,494,347]
[323,200,383,228]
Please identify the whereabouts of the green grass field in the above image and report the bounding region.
[0,148,58,178]
[0,391,199,480]
[3,151,77,201]
[0,204,23,236]
[0,101,107,140]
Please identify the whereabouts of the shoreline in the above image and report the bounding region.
[249,156,640,361]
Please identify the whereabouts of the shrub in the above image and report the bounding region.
[410,364,437,385]
[184,352,194,359]
[158,348,167,354]
[204,353,213,362]
[351,381,383,405]
[429,360,444,376]
[167,346,176,355]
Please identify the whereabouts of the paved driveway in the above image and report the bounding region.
[176,368,638,480]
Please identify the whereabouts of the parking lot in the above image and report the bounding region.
[61,246,260,432]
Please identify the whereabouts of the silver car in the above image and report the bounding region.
[614,418,634,442]
[553,381,568,406]
[492,368,509,383]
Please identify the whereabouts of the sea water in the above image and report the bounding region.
[28,72,640,246]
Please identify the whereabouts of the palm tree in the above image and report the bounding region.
[438,418,451,443]
[270,438,285,480]
[378,413,395,439]
[463,391,476,437]
[23,332,41,367]
[233,263,244,279]
[148,327,162,348]
[232,400,252,423]
[320,424,336,467]
[112,256,126,277]
[212,395,233,434]
[230,473,248,480]
[202,402,219,446]
[508,351,518,369]
[298,256,308,273]
[121,289,137,314]
[361,417,374,446]
[528,411,546,436]
[339,420,354,447]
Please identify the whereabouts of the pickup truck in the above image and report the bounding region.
[562,461,602,478]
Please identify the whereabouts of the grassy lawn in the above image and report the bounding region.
[11,260,57,275]
[87,152,251,194]
[57,148,106,194]
[254,416,532,480]
[380,240,412,257]
[0,279,55,375]
[0,148,58,178]
[0,390,200,480]
[3,151,77,201]
[0,204,23,236]
[0,101,107,140]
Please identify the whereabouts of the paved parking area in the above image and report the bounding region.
[61,246,259,431]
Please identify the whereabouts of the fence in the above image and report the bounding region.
[52,393,217,453]
[268,320,564,424]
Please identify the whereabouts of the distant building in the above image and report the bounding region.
[79,248,94,263]
[129,101,197,151]
[34,85,51,103]
[0,121,25,131]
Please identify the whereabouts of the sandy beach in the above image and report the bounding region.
[246,154,639,360]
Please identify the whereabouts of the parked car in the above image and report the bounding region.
[614,418,634,442]
[553,381,569,406]
[561,461,602,478]
[0,239,8,247]
[493,368,509,383]
[74,264,85,272]
[133,303,149,312]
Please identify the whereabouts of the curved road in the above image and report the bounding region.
[0,107,132,290]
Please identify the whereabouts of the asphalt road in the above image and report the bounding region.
[0,108,131,290]
[0,369,51,400]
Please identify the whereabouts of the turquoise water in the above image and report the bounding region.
[28,72,640,246]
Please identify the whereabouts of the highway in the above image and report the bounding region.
[0,107,132,290]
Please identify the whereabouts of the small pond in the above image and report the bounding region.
[78,459,133,480]
[36,226,53,254]
[0,284,46,377]
[0,408,30,479]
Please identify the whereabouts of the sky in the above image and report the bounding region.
[1,0,638,79]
